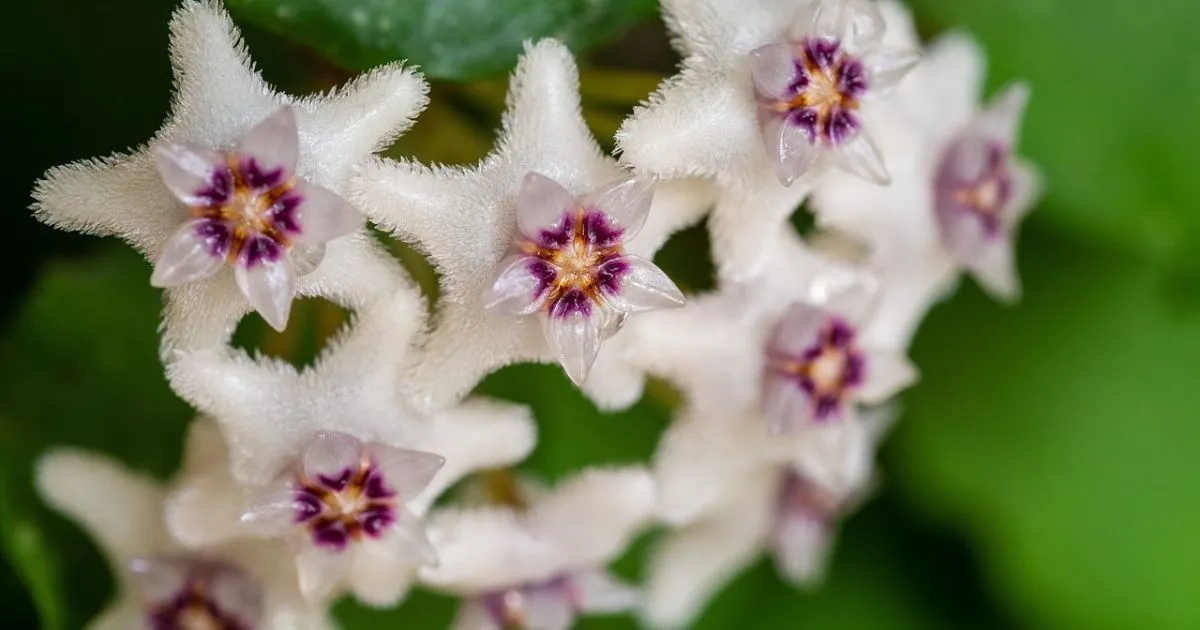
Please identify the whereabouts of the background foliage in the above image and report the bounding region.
[1,0,1197,628]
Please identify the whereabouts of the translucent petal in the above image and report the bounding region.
[759,110,821,187]
[772,512,833,585]
[234,255,297,332]
[762,371,814,435]
[861,46,921,95]
[240,477,301,536]
[291,243,326,277]
[767,302,827,357]
[543,311,603,386]
[370,445,445,500]
[207,562,267,624]
[833,126,890,185]
[857,350,917,403]
[523,589,576,630]
[296,544,352,602]
[151,141,226,206]
[517,172,579,240]
[150,219,228,287]
[482,255,547,315]
[1006,159,1043,225]
[346,537,419,607]
[290,179,363,246]
[301,431,365,482]
[747,43,801,102]
[574,569,639,614]
[579,175,654,239]
[127,556,191,604]
[969,239,1021,303]
[604,255,684,313]
[976,81,1031,147]
[380,506,439,566]
[237,106,300,177]
[810,0,885,45]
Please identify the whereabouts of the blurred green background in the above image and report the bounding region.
[1,0,1198,628]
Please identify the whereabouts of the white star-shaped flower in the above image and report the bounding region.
[352,39,714,412]
[419,467,656,630]
[163,284,537,605]
[616,0,920,279]
[642,404,894,629]
[36,447,334,630]
[812,30,1042,303]
[32,0,427,339]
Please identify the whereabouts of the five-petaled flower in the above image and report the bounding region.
[151,107,363,330]
[484,173,685,385]
[131,555,263,630]
[242,432,444,601]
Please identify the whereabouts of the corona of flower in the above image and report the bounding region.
[151,106,363,329]
[130,555,263,630]
[484,173,684,384]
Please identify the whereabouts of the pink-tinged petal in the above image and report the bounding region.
[151,141,226,206]
[603,255,684,313]
[483,254,548,315]
[128,556,191,604]
[976,82,1030,147]
[291,243,326,277]
[240,477,300,535]
[206,562,267,623]
[772,512,833,585]
[237,106,300,178]
[768,302,826,357]
[759,109,821,187]
[1006,160,1043,224]
[522,590,576,630]
[748,43,802,102]
[290,179,363,246]
[450,601,494,630]
[762,371,814,435]
[301,432,365,482]
[369,445,445,500]
[860,47,921,94]
[378,506,439,566]
[969,239,1021,302]
[579,176,654,239]
[296,544,352,602]
[857,350,917,403]
[574,569,639,614]
[517,172,579,239]
[833,126,890,185]
[543,311,603,386]
[809,0,885,45]
[150,219,228,287]
[234,255,297,332]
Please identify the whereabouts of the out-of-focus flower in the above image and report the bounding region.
[352,39,713,411]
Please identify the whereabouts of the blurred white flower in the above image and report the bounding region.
[36,447,334,630]
[32,0,427,338]
[420,468,656,630]
[352,39,714,411]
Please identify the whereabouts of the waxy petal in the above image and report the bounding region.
[833,125,890,185]
[574,569,639,614]
[296,544,351,602]
[861,46,921,94]
[371,446,446,500]
[517,172,579,239]
[976,81,1031,147]
[772,511,833,585]
[808,0,885,45]
[151,141,227,207]
[234,254,297,331]
[579,176,654,239]
[237,106,300,179]
[290,179,363,246]
[150,218,228,287]
[602,255,685,313]
[241,479,301,536]
[301,431,364,482]
[759,109,822,187]
[748,43,802,102]
[544,311,603,386]
[521,590,576,630]
[127,556,192,605]
[383,506,440,566]
[762,370,816,435]
[483,254,548,315]
[858,349,917,403]
[969,239,1021,302]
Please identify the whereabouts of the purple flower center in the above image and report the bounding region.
[934,140,1014,239]
[292,460,398,551]
[521,209,630,319]
[768,317,865,421]
[146,563,259,630]
[187,155,304,268]
[480,574,577,629]
[759,37,867,146]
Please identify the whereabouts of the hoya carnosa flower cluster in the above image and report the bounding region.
[29,0,1040,628]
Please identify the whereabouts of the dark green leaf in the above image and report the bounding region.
[226,0,659,80]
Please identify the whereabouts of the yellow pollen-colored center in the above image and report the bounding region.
[953,177,1003,215]
[808,350,848,395]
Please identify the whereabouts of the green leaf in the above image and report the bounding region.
[893,226,1200,630]
[908,0,1200,272]
[225,0,659,80]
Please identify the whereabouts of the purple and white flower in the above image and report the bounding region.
[241,432,443,601]
[130,555,263,630]
[483,173,685,385]
[150,106,362,330]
